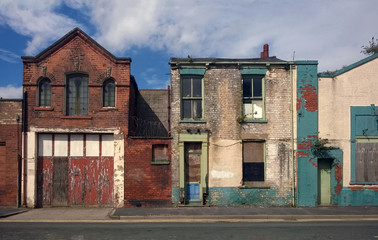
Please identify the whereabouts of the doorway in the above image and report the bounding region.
[318,158,332,205]
[184,142,202,205]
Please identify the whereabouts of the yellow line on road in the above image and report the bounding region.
[1,218,378,223]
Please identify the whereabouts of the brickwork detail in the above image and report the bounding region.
[0,100,22,206]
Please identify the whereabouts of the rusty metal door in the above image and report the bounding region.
[52,157,68,206]
[184,142,202,203]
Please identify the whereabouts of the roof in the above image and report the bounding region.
[21,27,131,63]
[318,53,378,77]
[170,56,287,65]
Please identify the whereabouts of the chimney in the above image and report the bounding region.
[260,44,269,58]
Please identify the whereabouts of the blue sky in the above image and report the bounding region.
[0,0,377,98]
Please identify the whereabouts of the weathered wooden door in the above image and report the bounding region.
[184,142,202,204]
[52,157,68,206]
[318,158,331,205]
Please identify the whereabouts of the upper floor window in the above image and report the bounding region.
[181,75,203,120]
[66,73,88,116]
[103,78,115,107]
[242,75,265,120]
[38,78,51,107]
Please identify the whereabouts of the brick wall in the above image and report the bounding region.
[124,138,171,207]
[0,100,22,206]
[22,30,131,133]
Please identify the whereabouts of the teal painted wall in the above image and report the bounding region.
[208,187,292,206]
[172,187,180,205]
[296,61,319,207]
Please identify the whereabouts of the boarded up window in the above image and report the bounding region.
[70,134,83,157]
[38,134,52,157]
[101,134,114,157]
[54,134,68,157]
[243,141,265,182]
[356,142,378,182]
[153,144,169,162]
[86,134,99,157]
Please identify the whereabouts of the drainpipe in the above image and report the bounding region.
[167,85,171,136]
[22,91,27,207]
[290,64,296,207]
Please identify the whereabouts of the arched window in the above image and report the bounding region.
[66,73,89,116]
[103,78,115,107]
[38,78,51,107]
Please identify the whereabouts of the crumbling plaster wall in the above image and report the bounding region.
[171,65,294,205]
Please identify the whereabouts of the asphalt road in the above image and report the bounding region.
[1,221,378,240]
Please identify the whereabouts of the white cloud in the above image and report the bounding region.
[0,85,23,99]
[1,0,377,72]
[0,49,20,63]
[0,0,82,55]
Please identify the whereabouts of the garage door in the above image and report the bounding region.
[37,133,114,207]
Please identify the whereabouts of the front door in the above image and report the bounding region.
[184,142,202,205]
[52,157,68,206]
[318,158,332,205]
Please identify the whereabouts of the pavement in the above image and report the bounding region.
[1,206,378,222]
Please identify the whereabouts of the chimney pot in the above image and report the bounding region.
[260,44,269,58]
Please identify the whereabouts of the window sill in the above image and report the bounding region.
[239,182,270,189]
[60,116,92,120]
[179,120,206,123]
[151,161,170,165]
[34,107,54,111]
[242,120,267,123]
[99,107,118,112]
[349,182,378,185]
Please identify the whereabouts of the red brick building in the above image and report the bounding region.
[20,28,171,208]
[0,99,22,206]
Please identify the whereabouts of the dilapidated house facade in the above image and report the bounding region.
[169,46,319,206]
[313,53,378,206]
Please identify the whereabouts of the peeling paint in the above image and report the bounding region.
[300,84,318,112]
[297,97,302,111]
[334,162,342,196]
[308,158,317,168]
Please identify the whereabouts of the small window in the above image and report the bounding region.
[242,75,264,120]
[355,142,378,183]
[152,144,169,163]
[243,141,265,182]
[103,78,115,107]
[66,73,89,116]
[38,78,51,107]
[181,76,203,120]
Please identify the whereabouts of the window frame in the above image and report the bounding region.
[242,74,265,121]
[180,75,204,121]
[102,78,116,107]
[65,73,89,116]
[242,140,266,186]
[38,78,51,107]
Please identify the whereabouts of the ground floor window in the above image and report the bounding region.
[355,141,378,183]
[242,140,265,182]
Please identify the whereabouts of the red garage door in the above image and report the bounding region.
[37,133,114,207]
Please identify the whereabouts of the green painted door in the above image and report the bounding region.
[318,159,332,205]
